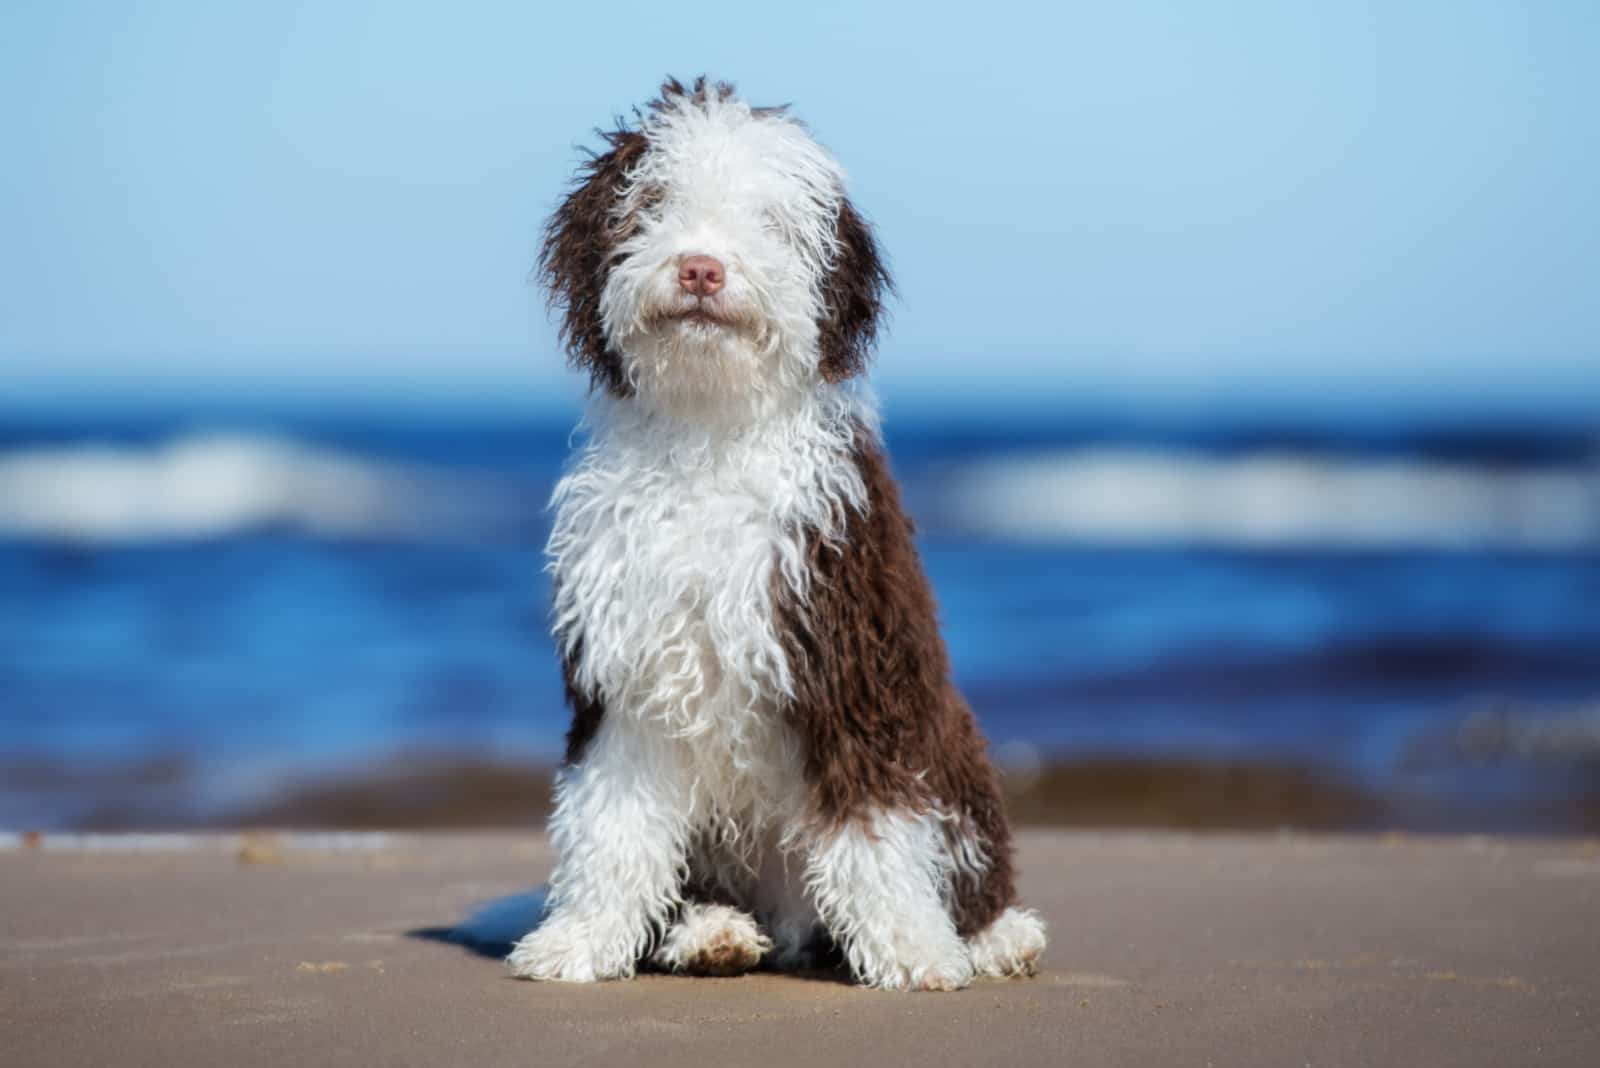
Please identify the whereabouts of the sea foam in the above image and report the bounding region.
[0,433,525,543]
[945,448,1600,550]
[4,433,1597,551]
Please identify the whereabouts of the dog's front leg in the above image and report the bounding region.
[508,720,689,982]
[804,808,975,991]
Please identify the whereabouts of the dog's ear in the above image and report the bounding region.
[538,129,648,396]
[817,198,892,383]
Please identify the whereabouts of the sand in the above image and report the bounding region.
[2,830,1596,1066]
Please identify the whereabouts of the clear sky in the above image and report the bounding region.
[2,1,1596,418]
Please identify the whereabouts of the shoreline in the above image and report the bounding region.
[6,751,1597,835]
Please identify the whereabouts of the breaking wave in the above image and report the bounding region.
[944,448,1600,551]
[6,432,1598,551]
[1404,698,1600,770]
[0,433,534,544]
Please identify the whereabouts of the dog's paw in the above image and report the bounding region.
[850,934,975,992]
[866,950,975,992]
[506,917,636,983]
[652,903,771,977]
[967,906,1047,979]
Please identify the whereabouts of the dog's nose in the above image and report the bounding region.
[677,255,725,297]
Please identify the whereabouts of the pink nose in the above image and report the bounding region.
[677,255,725,297]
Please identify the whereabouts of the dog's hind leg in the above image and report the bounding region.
[649,839,770,977]
[651,902,772,976]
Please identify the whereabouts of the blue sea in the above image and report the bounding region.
[2,405,1597,830]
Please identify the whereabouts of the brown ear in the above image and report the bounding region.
[537,129,647,396]
[816,199,892,382]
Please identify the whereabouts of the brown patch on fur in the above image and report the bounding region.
[537,127,646,396]
[774,425,1017,936]
[817,200,892,382]
[535,79,744,395]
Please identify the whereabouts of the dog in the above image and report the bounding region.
[508,77,1045,991]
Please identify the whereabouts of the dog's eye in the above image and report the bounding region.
[612,183,666,240]
[761,209,792,242]
[634,183,666,214]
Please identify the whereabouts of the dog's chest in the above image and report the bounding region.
[549,433,822,736]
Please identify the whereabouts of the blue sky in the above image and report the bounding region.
[2,1,1597,417]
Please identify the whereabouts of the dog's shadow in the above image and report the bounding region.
[409,887,550,960]
[407,887,852,983]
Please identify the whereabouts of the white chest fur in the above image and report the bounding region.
[547,390,869,822]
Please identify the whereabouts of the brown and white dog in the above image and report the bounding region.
[508,78,1045,991]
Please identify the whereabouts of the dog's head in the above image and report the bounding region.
[539,77,891,418]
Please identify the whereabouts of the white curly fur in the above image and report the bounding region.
[598,89,851,426]
[968,907,1048,978]
[650,902,772,976]
[508,85,1042,991]
[805,809,975,992]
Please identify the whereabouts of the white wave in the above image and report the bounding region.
[1443,700,1600,765]
[0,433,522,544]
[946,448,1600,550]
[1404,698,1600,769]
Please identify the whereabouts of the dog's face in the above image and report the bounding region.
[540,78,891,418]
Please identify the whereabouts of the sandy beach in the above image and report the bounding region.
[3,829,1596,1066]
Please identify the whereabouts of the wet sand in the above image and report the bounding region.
[3,830,1597,1066]
[13,750,1599,833]
[228,756,1391,831]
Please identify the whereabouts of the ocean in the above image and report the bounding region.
[2,406,1597,830]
